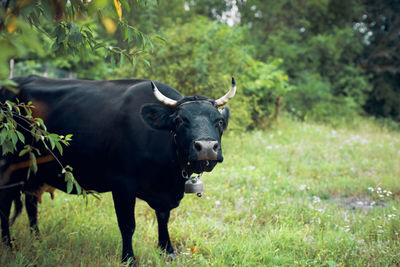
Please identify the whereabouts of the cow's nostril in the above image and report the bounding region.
[213,143,218,151]
[194,142,202,151]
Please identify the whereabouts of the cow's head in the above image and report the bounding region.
[141,78,236,174]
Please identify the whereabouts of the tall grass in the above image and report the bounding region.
[1,117,399,266]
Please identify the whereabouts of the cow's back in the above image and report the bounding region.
[6,75,182,193]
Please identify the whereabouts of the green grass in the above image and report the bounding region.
[1,117,400,266]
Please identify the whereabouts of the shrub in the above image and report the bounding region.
[114,17,292,130]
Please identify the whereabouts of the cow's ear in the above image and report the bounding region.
[219,106,230,130]
[141,104,174,130]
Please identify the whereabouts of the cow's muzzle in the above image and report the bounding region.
[193,140,222,162]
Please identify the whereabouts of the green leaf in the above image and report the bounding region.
[110,53,116,68]
[2,140,14,155]
[75,181,81,195]
[10,131,18,147]
[119,53,125,67]
[35,118,46,130]
[16,130,25,144]
[48,135,56,150]
[55,141,63,155]
[127,28,133,42]
[30,152,38,174]
[5,100,13,111]
[0,79,17,87]
[18,146,30,157]
[14,105,20,114]
[0,129,8,144]
[142,58,150,67]
[67,178,73,194]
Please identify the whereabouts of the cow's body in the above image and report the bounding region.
[13,76,185,210]
[0,75,234,264]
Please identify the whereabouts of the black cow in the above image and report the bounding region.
[0,75,235,264]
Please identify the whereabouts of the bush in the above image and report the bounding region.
[240,58,293,127]
[114,17,292,130]
[286,73,362,123]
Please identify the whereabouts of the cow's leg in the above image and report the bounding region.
[25,194,40,235]
[112,190,136,265]
[155,210,175,255]
[0,194,13,247]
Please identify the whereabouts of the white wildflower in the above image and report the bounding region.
[388,214,396,219]
[313,196,321,203]
[299,184,307,191]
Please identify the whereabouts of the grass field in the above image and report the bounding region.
[1,117,399,266]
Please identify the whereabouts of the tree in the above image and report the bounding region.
[0,0,154,192]
[361,0,400,121]
[0,0,154,80]
[114,16,292,129]
[185,0,373,122]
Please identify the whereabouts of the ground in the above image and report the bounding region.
[1,117,399,266]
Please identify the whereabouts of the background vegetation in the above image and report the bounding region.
[1,0,399,266]
[2,0,399,128]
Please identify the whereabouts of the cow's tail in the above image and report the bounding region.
[10,191,23,225]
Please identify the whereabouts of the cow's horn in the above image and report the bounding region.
[151,81,178,107]
[215,77,236,107]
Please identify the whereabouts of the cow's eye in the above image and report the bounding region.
[175,117,183,127]
[218,119,224,127]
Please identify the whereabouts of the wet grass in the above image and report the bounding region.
[1,117,400,266]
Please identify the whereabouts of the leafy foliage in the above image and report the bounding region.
[240,58,293,127]
[189,0,376,123]
[114,17,292,130]
[1,0,398,131]
[361,0,400,121]
[0,98,79,193]
[0,0,155,80]
[0,0,156,194]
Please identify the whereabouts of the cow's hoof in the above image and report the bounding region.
[160,249,176,261]
[1,237,13,249]
[122,256,137,267]
[167,251,177,260]
[31,228,40,238]
[2,241,12,249]
[159,247,175,255]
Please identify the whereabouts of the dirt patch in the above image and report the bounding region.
[332,197,387,210]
